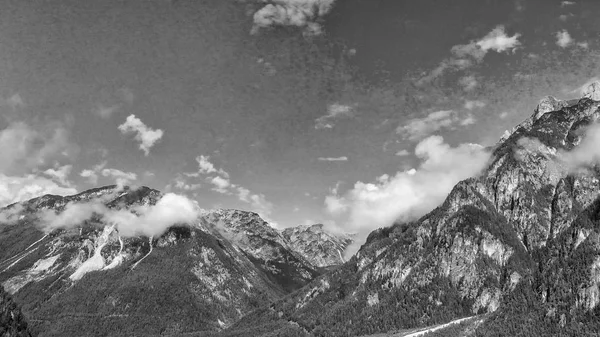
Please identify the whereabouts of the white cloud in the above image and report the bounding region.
[459,75,478,91]
[194,155,228,177]
[561,1,576,6]
[95,104,119,119]
[464,100,486,110]
[418,26,521,84]
[577,41,589,49]
[0,121,75,175]
[251,0,336,36]
[101,168,137,188]
[183,154,274,216]
[315,103,354,130]
[0,174,77,207]
[558,123,600,171]
[556,30,573,48]
[571,77,600,98]
[39,192,199,238]
[79,161,107,185]
[174,177,201,191]
[474,26,521,53]
[6,94,24,110]
[210,176,232,193]
[397,110,475,141]
[43,164,73,187]
[318,156,348,162]
[395,149,410,156]
[118,114,164,156]
[325,136,491,248]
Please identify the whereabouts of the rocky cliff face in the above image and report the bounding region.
[200,209,321,292]
[224,91,600,336]
[0,186,331,336]
[281,224,354,268]
[0,286,31,337]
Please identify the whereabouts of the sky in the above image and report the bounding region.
[1,0,600,236]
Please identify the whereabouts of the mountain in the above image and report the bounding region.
[200,209,321,293]
[0,186,347,336]
[1,286,32,337]
[281,224,355,268]
[223,93,600,336]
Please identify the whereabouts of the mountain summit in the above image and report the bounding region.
[224,92,600,336]
[0,186,350,336]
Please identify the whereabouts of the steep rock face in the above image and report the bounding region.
[281,224,354,268]
[201,209,320,292]
[0,286,31,337]
[225,96,600,336]
[0,187,301,336]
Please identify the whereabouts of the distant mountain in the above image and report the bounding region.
[223,94,600,336]
[0,185,348,336]
[282,224,354,268]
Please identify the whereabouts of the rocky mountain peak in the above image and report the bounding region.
[583,81,600,101]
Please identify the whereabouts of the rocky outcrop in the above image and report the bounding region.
[583,81,600,101]
[225,97,600,336]
[282,224,354,268]
[0,286,31,337]
[0,187,319,336]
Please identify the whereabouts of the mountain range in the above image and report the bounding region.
[2,85,600,336]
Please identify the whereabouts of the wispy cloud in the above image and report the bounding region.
[458,75,478,91]
[315,103,354,130]
[43,164,73,187]
[182,155,274,216]
[561,1,576,7]
[396,109,475,141]
[95,104,120,119]
[418,25,521,84]
[464,100,486,110]
[118,114,163,156]
[318,156,348,162]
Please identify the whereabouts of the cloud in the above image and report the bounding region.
[315,103,354,130]
[556,30,573,48]
[101,168,137,188]
[558,123,600,171]
[318,156,348,162]
[95,104,119,119]
[0,121,75,175]
[80,161,107,185]
[0,174,77,207]
[577,41,589,49]
[39,192,199,238]
[251,0,336,36]
[43,164,73,187]
[118,114,164,156]
[459,75,478,91]
[183,155,274,216]
[194,155,228,177]
[418,26,521,84]
[210,176,231,193]
[174,177,201,191]
[570,78,600,98]
[561,1,576,6]
[464,100,486,110]
[395,149,410,156]
[6,94,24,110]
[397,110,475,141]
[237,186,274,216]
[325,136,491,249]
